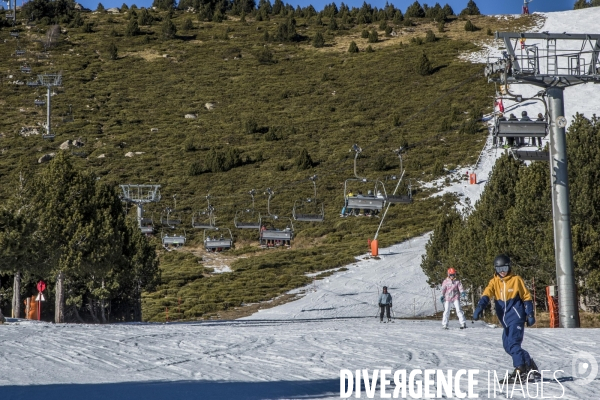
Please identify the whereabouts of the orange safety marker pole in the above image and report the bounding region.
[371,239,378,257]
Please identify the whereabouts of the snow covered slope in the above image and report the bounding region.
[243,234,441,320]
[1,318,599,399]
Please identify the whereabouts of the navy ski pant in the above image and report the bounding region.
[380,304,390,320]
[502,322,531,368]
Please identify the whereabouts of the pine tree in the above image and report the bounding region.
[108,42,118,60]
[182,17,193,32]
[312,32,325,48]
[368,29,378,43]
[97,2,105,12]
[297,148,313,170]
[161,16,177,39]
[405,1,425,18]
[328,16,338,31]
[421,207,463,287]
[138,8,153,25]
[348,41,359,53]
[417,52,432,75]
[505,162,554,284]
[464,20,477,32]
[425,30,436,42]
[460,0,481,15]
[125,19,140,36]
[573,0,589,9]
[568,114,600,303]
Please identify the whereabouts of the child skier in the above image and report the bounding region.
[473,255,539,382]
[379,286,392,323]
[440,268,467,329]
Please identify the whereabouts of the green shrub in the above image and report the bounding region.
[297,148,314,170]
[425,30,436,42]
[125,19,140,36]
[437,21,445,32]
[188,162,203,176]
[368,29,378,43]
[108,42,118,60]
[257,47,275,64]
[348,41,359,53]
[487,27,493,36]
[328,17,338,31]
[366,45,374,53]
[417,52,432,75]
[161,17,177,39]
[182,17,193,32]
[361,29,369,39]
[313,32,325,48]
[385,26,393,36]
[464,20,477,32]
[403,18,413,27]
[379,20,388,30]
[82,22,93,33]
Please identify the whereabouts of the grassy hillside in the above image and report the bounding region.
[0,10,537,321]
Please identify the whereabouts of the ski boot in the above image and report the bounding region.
[442,325,449,330]
[503,366,527,384]
[460,322,467,329]
[527,359,541,380]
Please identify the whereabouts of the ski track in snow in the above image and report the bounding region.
[2,8,600,400]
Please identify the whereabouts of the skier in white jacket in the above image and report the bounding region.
[440,268,467,329]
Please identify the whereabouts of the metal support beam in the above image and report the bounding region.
[547,87,580,328]
[46,86,51,137]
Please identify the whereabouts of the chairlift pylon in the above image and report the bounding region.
[204,227,233,252]
[119,184,161,234]
[234,189,261,229]
[293,175,325,222]
[160,195,182,228]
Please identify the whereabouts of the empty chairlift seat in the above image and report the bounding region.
[34,99,45,106]
[495,120,547,138]
[512,150,549,162]
[139,218,154,234]
[385,194,412,204]
[16,50,26,56]
[346,195,384,211]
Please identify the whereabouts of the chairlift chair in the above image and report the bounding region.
[341,145,385,217]
[510,149,549,162]
[160,195,182,228]
[259,188,294,248]
[140,216,155,234]
[234,189,261,229]
[16,49,26,56]
[162,231,186,250]
[34,99,45,106]
[293,175,325,222]
[192,195,216,229]
[27,80,40,87]
[10,30,19,38]
[20,64,31,73]
[42,133,55,140]
[493,119,548,138]
[204,228,233,252]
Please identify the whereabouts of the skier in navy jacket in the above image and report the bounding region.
[473,255,539,382]
[379,286,392,322]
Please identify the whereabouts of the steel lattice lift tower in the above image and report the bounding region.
[485,32,600,328]
[120,185,161,234]
[36,73,62,140]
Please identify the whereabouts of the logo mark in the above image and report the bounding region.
[572,351,598,386]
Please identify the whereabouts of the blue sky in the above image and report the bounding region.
[74,0,574,14]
